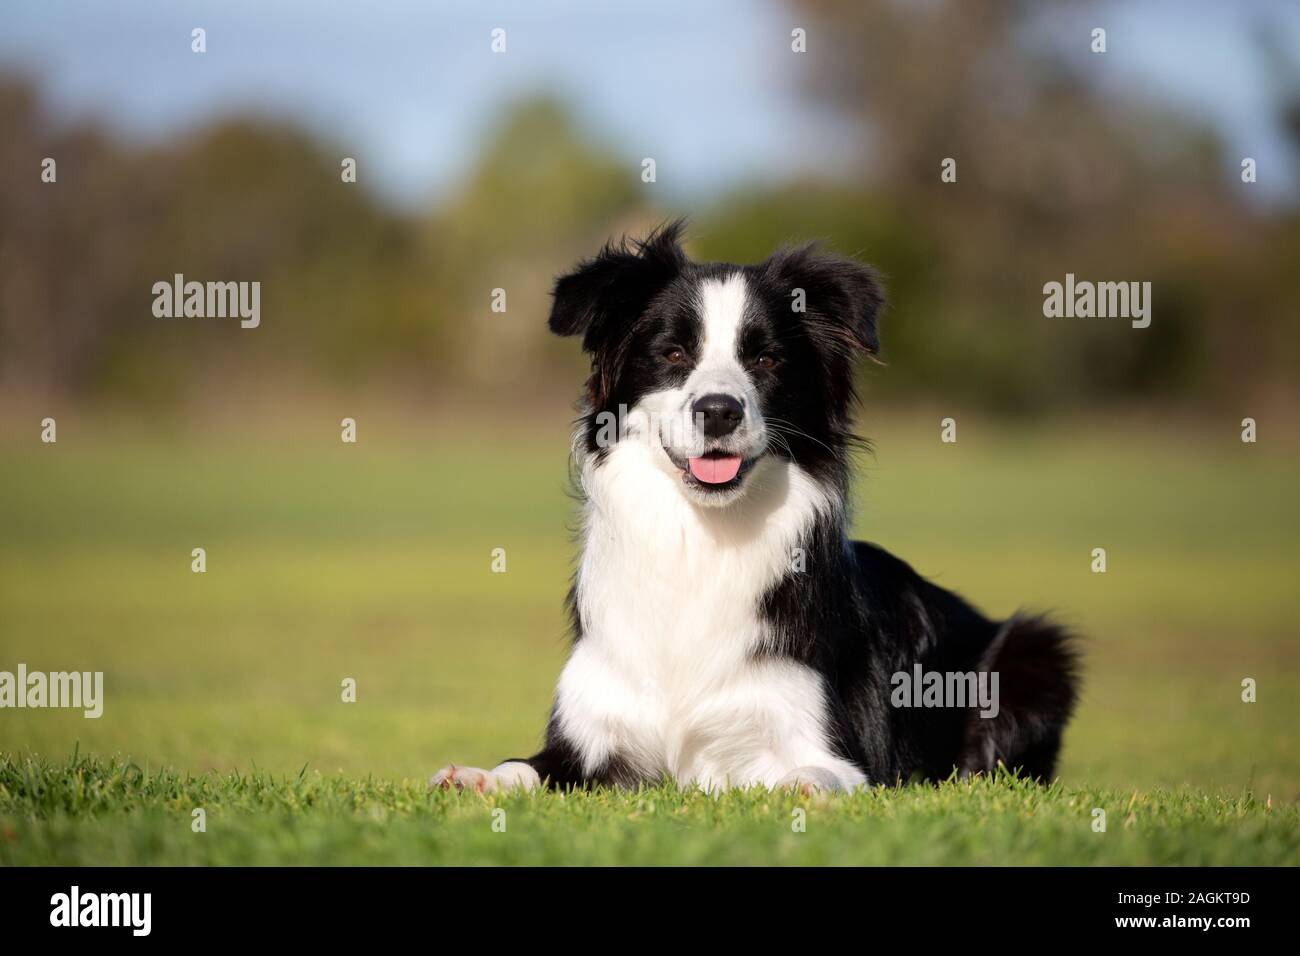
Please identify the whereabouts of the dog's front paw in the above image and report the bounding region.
[430,764,500,794]
[776,766,849,796]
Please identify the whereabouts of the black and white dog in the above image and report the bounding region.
[432,222,1078,794]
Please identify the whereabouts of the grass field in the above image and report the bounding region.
[1,409,1297,865]
[3,753,1295,866]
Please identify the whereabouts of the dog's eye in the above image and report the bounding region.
[754,353,778,371]
[663,347,687,365]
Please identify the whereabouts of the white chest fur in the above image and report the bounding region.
[554,441,864,790]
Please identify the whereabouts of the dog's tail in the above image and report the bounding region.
[958,613,1081,781]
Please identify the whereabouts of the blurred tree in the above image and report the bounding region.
[425,94,644,391]
[2,6,1297,417]
[751,0,1300,410]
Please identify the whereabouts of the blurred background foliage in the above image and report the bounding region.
[1,0,1297,416]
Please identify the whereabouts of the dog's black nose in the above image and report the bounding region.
[693,393,744,438]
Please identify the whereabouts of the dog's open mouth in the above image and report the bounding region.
[672,449,758,490]
[688,453,742,484]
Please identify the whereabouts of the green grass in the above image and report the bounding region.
[2,752,1295,866]
[0,410,1297,864]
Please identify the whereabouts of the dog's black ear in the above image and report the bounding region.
[549,219,688,353]
[762,244,885,356]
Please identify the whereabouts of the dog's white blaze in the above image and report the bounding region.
[556,428,866,791]
[696,272,747,369]
[686,272,755,404]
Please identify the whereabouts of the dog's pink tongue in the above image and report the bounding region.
[688,455,742,484]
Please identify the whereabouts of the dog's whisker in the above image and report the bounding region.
[764,420,838,457]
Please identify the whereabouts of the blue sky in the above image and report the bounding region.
[2,0,1296,207]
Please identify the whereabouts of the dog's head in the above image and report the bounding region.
[550,220,884,506]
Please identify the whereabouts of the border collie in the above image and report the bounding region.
[432,221,1078,793]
